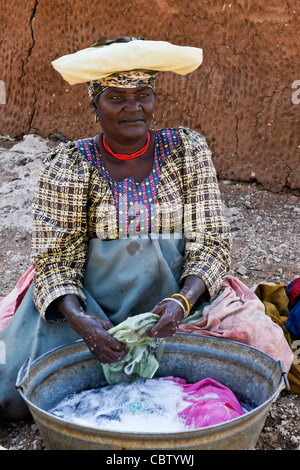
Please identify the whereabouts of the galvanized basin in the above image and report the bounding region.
[16,333,287,450]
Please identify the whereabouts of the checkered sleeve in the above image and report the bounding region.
[179,127,232,300]
[31,142,90,321]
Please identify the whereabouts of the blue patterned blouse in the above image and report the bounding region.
[75,128,179,237]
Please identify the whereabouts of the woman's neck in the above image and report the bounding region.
[96,130,156,182]
[97,130,154,161]
[103,132,150,160]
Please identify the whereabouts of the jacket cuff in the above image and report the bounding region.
[180,263,225,302]
[33,283,86,321]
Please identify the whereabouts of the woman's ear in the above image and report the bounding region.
[90,99,99,123]
[90,99,97,115]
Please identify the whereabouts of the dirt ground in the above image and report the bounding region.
[0,134,299,450]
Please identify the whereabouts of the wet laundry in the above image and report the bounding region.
[49,376,247,433]
[102,312,165,385]
[163,377,246,428]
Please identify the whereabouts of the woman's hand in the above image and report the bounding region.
[149,275,208,339]
[148,298,185,338]
[71,313,129,364]
[55,294,129,364]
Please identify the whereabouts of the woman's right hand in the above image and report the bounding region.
[55,294,129,364]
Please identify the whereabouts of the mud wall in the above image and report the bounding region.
[0,0,299,191]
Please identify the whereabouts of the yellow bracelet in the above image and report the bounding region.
[171,293,190,318]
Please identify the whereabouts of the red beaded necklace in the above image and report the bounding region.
[102,132,150,160]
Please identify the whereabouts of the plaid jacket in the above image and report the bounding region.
[31,127,232,319]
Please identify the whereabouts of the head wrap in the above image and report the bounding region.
[87,70,158,101]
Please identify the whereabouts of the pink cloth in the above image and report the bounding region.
[0,265,35,332]
[164,377,245,428]
[178,276,294,373]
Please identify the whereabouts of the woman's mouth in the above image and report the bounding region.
[119,116,145,124]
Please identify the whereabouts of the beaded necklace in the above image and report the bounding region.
[103,132,150,160]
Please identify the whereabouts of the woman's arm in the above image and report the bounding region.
[179,127,232,300]
[55,294,129,363]
[31,143,89,320]
[149,128,231,338]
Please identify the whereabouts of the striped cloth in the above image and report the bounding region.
[31,127,232,319]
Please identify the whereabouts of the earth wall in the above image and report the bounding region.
[0,0,299,191]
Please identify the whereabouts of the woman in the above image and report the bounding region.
[52,86,210,364]
[31,37,232,367]
[0,38,292,420]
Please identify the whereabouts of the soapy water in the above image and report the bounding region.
[49,377,252,433]
[50,378,189,433]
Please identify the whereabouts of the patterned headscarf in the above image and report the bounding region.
[87,70,158,101]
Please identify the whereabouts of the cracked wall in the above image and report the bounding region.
[0,0,299,191]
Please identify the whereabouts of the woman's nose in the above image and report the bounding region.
[124,97,141,111]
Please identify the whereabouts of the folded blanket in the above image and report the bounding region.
[285,279,300,339]
[255,281,300,394]
[179,276,293,375]
[0,266,35,332]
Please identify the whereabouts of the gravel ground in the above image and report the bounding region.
[0,134,299,450]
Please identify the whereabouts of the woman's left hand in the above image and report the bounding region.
[148,276,208,339]
[148,298,185,338]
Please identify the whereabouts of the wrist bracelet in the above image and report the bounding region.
[171,293,190,318]
[160,297,186,317]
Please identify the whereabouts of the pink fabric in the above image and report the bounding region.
[0,265,35,332]
[164,377,245,428]
[178,276,294,373]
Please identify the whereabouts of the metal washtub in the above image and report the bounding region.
[16,333,287,450]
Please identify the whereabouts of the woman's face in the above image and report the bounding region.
[93,86,156,144]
